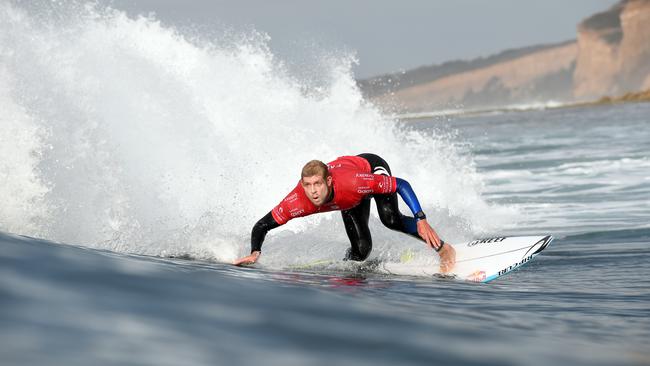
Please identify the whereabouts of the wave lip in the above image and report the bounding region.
[0,1,502,263]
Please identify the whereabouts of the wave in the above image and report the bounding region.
[397,100,568,120]
[0,1,511,263]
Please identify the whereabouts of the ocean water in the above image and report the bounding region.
[1,2,649,365]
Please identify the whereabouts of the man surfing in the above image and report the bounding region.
[233,153,456,273]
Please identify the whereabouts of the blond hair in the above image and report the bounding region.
[301,160,329,180]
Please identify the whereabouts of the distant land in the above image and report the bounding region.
[359,0,650,113]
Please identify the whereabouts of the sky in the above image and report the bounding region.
[106,0,618,79]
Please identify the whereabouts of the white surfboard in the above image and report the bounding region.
[384,235,553,283]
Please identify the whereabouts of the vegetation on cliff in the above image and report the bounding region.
[594,89,650,104]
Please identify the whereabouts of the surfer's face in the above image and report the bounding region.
[301,174,332,207]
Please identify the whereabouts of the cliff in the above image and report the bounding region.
[357,43,567,99]
[371,41,577,112]
[574,0,650,99]
[361,0,650,113]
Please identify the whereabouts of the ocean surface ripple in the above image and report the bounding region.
[3,103,649,365]
[1,2,649,365]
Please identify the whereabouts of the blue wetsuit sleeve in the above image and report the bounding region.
[395,177,423,216]
[396,177,445,251]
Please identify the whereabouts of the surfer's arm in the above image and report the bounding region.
[367,174,424,216]
[394,177,453,270]
[395,177,423,217]
[395,177,445,251]
[234,184,308,265]
[250,211,280,253]
[233,211,280,266]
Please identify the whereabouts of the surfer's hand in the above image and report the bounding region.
[438,244,456,274]
[416,219,443,249]
[233,251,261,266]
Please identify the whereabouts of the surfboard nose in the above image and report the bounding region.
[532,235,553,255]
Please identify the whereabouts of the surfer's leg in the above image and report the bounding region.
[375,193,420,239]
[341,197,372,261]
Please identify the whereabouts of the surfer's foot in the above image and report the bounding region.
[438,244,456,273]
[343,248,366,262]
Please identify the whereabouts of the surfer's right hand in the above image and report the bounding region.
[438,244,456,274]
[416,219,443,249]
[233,251,261,266]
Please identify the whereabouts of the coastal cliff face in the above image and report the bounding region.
[375,42,576,112]
[362,0,650,112]
[618,0,650,91]
[574,0,650,99]
[572,3,624,98]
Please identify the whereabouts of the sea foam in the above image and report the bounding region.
[0,2,512,264]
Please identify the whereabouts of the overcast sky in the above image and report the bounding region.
[106,0,618,79]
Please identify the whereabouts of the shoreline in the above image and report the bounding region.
[396,89,650,121]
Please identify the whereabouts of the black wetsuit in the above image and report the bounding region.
[340,153,421,260]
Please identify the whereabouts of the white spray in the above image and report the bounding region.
[0,2,513,265]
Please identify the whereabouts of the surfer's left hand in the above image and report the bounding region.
[416,219,443,249]
[233,251,261,266]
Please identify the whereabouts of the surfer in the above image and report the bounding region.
[233,153,456,272]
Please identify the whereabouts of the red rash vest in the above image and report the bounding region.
[271,156,397,225]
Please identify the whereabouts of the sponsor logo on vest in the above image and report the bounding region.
[356,173,374,181]
[357,188,372,194]
[290,208,305,217]
[284,192,298,203]
[468,237,506,247]
[274,207,286,221]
